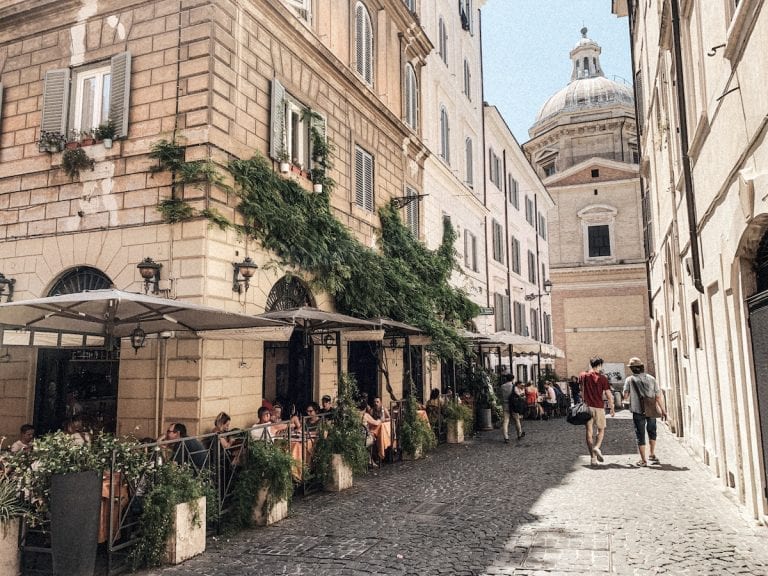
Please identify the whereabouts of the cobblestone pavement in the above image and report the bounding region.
[143,411,768,575]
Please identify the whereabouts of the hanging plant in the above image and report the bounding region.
[157,198,195,223]
[61,147,94,180]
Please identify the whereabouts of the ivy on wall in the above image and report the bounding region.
[154,142,478,361]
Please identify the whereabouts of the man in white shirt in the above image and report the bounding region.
[10,424,35,453]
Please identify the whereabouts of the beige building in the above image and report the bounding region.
[613,0,768,521]
[0,0,434,439]
[524,29,653,385]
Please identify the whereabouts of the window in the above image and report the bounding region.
[464,230,478,272]
[404,0,415,12]
[440,107,450,164]
[530,308,540,341]
[405,186,419,236]
[463,59,471,100]
[543,163,556,177]
[489,149,501,189]
[538,213,547,240]
[527,250,536,284]
[465,138,473,186]
[510,236,521,274]
[40,52,131,144]
[438,17,448,65]
[513,301,527,336]
[525,196,534,226]
[494,292,511,332]
[542,312,552,344]
[492,219,504,263]
[587,225,611,257]
[354,2,374,85]
[591,168,600,178]
[269,78,326,170]
[404,64,419,130]
[691,300,702,349]
[635,70,645,135]
[460,0,473,33]
[285,0,311,21]
[355,145,374,212]
[508,176,519,208]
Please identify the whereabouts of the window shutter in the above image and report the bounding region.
[41,68,70,136]
[0,84,3,134]
[464,232,470,267]
[363,9,373,85]
[465,138,473,185]
[108,52,131,138]
[270,78,286,161]
[364,152,374,211]
[355,147,365,208]
[503,295,511,331]
[494,293,503,331]
[355,5,364,78]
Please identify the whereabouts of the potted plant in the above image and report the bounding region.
[0,475,26,576]
[130,462,213,568]
[38,130,66,153]
[305,109,334,194]
[79,129,96,146]
[94,121,117,148]
[61,147,95,180]
[400,394,436,459]
[467,368,501,431]
[443,399,472,444]
[228,439,293,528]
[311,373,369,491]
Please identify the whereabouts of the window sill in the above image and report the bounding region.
[49,140,122,168]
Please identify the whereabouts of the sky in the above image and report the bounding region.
[481,0,633,143]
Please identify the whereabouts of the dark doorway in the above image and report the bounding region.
[264,330,314,415]
[348,341,379,405]
[34,347,119,435]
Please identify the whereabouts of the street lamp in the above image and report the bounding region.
[525,279,553,385]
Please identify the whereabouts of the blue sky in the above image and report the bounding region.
[480,0,633,143]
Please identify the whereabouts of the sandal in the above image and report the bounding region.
[636,460,647,467]
[649,455,659,463]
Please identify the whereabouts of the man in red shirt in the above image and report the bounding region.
[579,356,615,466]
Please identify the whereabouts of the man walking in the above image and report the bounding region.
[499,374,515,444]
[579,356,614,466]
[623,357,666,466]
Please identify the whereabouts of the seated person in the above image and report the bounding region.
[251,406,275,440]
[319,395,336,419]
[370,397,390,421]
[11,424,35,453]
[165,422,208,472]
[542,382,558,417]
[426,388,442,423]
[212,411,236,449]
[525,383,544,419]
[64,416,91,446]
[303,402,322,435]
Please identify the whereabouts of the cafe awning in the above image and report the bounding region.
[257,307,380,332]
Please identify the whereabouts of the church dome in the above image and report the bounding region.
[532,28,634,130]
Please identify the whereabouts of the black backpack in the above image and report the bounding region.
[509,391,527,414]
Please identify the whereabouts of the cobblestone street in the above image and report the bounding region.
[144,412,768,575]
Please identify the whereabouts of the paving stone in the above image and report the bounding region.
[140,411,768,575]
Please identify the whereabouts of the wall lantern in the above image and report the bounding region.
[232,257,258,293]
[322,333,336,351]
[0,273,16,303]
[137,258,162,295]
[130,324,146,354]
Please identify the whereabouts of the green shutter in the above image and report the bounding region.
[109,52,131,138]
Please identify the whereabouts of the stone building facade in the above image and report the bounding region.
[613,0,768,521]
[524,29,653,385]
[0,0,433,439]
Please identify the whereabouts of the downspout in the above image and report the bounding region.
[503,149,514,375]
[625,0,655,318]
[478,9,487,207]
[670,0,704,293]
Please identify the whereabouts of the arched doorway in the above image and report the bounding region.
[34,267,119,434]
[263,276,315,413]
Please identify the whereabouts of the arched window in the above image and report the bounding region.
[463,59,471,100]
[440,107,450,164]
[404,63,418,130]
[265,276,315,311]
[48,266,112,296]
[438,17,447,65]
[354,2,373,85]
[465,137,473,186]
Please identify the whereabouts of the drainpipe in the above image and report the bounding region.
[625,0,656,317]
[670,0,704,293]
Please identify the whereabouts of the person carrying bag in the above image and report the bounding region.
[622,357,667,466]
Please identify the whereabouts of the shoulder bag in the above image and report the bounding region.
[631,376,662,419]
[566,401,592,425]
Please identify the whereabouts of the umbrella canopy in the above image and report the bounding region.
[491,331,539,347]
[0,289,290,346]
[257,307,380,332]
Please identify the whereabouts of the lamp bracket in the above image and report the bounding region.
[391,193,428,209]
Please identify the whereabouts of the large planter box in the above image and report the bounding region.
[51,470,101,576]
[251,487,288,526]
[324,454,352,492]
[447,419,465,444]
[477,408,493,430]
[164,497,206,565]
[0,518,19,576]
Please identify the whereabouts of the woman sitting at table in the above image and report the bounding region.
[370,397,390,421]
[303,402,322,435]
[272,403,301,432]
[64,416,91,446]
[525,383,544,420]
[213,412,236,449]
[357,399,380,466]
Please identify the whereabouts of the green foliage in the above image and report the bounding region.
[0,476,28,525]
[61,147,94,179]
[94,121,117,140]
[228,439,293,530]
[131,462,212,569]
[157,197,195,223]
[39,130,66,152]
[228,153,478,361]
[467,369,503,421]
[149,139,185,174]
[442,399,473,423]
[400,394,436,457]
[3,431,151,524]
[311,373,369,485]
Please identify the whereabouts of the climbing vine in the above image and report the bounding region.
[152,140,478,361]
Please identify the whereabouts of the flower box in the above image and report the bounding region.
[447,419,465,444]
[251,487,288,526]
[324,454,352,492]
[164,497,206,565]
[0,518,19,576]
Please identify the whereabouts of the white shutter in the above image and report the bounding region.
[285,0,311,20]
[465,138,473,185]
[355,147,364,208]
[364,151,374,211]
[364,9,373,85]
[269,78,286,160]
[355,4,365,79]
[41,68,70,136]
[109,52,131,138]
[464,231,470,267]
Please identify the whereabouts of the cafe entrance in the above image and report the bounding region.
[32,266,117,434]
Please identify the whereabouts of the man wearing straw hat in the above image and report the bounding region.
[622,357,667,467]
